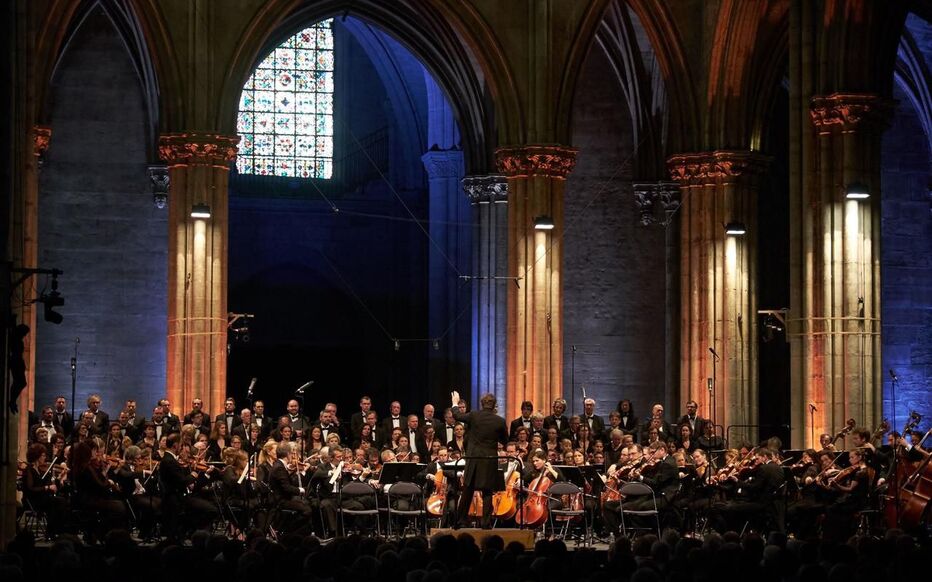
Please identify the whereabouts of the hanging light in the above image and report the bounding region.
[534,215,555,230]
[724,221,747,236]
[190,203,212,219]
[845,182,870,200]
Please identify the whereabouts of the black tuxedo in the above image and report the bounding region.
[618,414,639,436]
[216,412,244,434]
[252,415,272,439]
[314,422,340,443]
[287,413,311,433]
[52,410,74,436]
[677,414,709,439]
[440,423,457,447]
[543,414,571,438]
[451,407,508,528]
[509,416,533,439]
[381,415,405,442]
[350,411,367,439]
[582,414,606,440]
[86,409,110,435]
[29,420,61,442]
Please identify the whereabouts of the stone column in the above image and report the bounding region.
[421,149,467,404]
[158,132,238,418]
[791,94,887,447]
[462,175,508,410]
[14,126,50,457]
[496,145,577,421]
[668,151,769,445]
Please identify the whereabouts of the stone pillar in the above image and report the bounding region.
[158,132,238,419]
[421,149,467,404]
[790,94,887,447]
[462,175,508,410]
[15,126,50,453]
[668,151,769,445]
[496,145,577,421]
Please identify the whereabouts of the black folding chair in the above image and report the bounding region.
[546,481,590,545]
[386,481,427,538]
[337,481,380,536]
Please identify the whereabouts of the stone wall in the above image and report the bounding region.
[881,80,932,429]
[563,43,670,422]
[36,8,166,415]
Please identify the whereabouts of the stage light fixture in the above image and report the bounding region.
[534,215,555,230]
[724,221,747,236]
[40,275,64,324]
[190,203,212,219]
[845,182,870,200]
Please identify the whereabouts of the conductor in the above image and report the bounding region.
[451,391,508,529]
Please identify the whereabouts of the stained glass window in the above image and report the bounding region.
[237,20,334,178]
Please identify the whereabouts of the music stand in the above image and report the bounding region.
[577,465,604,496]
[380,462,426,485]
[554,465,586,488]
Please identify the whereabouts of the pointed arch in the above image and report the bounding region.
[220,0,517,174]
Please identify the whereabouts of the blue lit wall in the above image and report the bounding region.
[881,15,932,431]
[35,7,167,415]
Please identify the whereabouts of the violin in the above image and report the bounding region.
[826,464,859,487]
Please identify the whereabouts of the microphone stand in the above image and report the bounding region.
[809,405,816,449]
[571,345,576,416]
[70,340,79,420]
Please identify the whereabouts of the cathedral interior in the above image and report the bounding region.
[1,0,931,542]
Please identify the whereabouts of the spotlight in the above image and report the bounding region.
[394,339,401,351]
[845,182,870,200]
[534,215,555,230]
[724,221,747,236]
[190,203,211,218]
[40,276,64,324]
[432,339,440,351]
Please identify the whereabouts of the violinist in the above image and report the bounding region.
[22,443,69,537]
[221,448,259,519]
[310,446,348,535]
[709,447,785,533]
[819,432,835,451]
[71,439,128,535]
[114,445,159,539]
[627,441,679,518]
[787,450,835,537]
[268,442,314,535]
[823,448,874,540]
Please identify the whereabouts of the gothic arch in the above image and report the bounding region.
[625,0,700,153]
[219,0,515,174]
[36,0,162,157]
[706,0,789,152]
[895,25,932,157]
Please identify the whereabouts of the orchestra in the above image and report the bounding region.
[14,392,930,544]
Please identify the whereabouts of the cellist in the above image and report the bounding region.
[418,446,459,525]
[517,449,564,527]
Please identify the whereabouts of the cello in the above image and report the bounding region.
[426,466,447,517]
[883,411,923,528]
[892,426,932,530]
[515,462,557,528]
[491,462,521,520]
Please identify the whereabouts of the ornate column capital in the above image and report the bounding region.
[667,150,770,186]
[148,165,170,209]
[809,93,892,134]
[462,175,508,204]
[421,149,464,179]
[495,145,578,179]
[633,181,680,226]
[158,132,239,168]
[32,125,52,166]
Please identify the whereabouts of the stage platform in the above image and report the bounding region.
[429,527,536,548]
